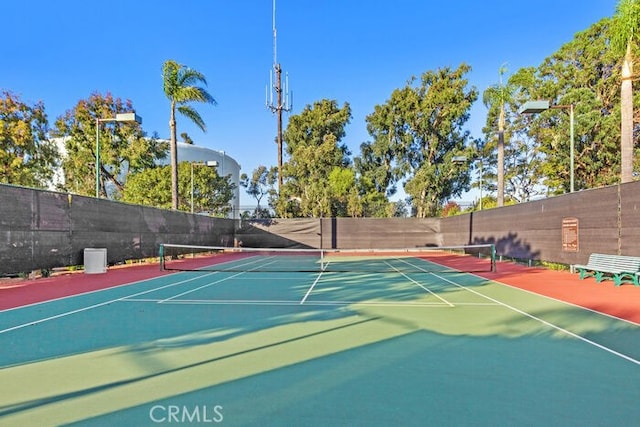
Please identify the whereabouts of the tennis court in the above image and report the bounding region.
[1,246,639,426]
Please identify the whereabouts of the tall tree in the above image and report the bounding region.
[53,92,165,198]
[514,19,623,193]
[279,99,352,217]
[326,166,360,217]
[0,91,57,188]
[611,0,640,183]
[162,60,216,210]
[483,64,515,206]
[240,165,277,218]
[354,132,398,199]
[365,64,477,217]
[502,135,545,202]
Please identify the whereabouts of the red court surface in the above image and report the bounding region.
[1,256,639,324]
[0,264,170,311]
[437,254,640,324]
[480,264,640,324]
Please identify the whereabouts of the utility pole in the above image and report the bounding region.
[266,0,292,191]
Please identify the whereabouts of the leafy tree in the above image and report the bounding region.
[466,195,517,211]
[162,60,216,210]
[279,99,352,217]
[53,92,165,197]
[513,19,626,193]
[353,137,398,217]
[354,133,398,199]
[465,195,498,212]
[122,161,235,214]
[462,138,496,208]
[326,166,361,217]
[389,199,409,217]
[0,90,58,187]
[503,136,546,202]
[240,165,277,218]
[544,20,623,191]
[611,0,640,183]
[364,64,477,217]
[441,201,461,217]
[353,171,396,217]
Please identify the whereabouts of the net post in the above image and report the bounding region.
[491,244,497,272]
[159,244,165,271]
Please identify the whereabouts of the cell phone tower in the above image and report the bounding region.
[266,0,292,190]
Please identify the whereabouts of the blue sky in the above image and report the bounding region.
[3,0,618,206]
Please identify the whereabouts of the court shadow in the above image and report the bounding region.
[472,232,541,261]
[68,326,640,426]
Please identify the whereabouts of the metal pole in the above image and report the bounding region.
[570,104,575,193]
[479,160,483,210]
[547,104,576,193]
[95,118,100,197]
[190,162,194,213]
[275,64,283,190]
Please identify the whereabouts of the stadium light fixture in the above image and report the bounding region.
[95,113,143,198]
[519,101,574,192]
[191,160,219,213]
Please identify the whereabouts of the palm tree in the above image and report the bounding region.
[483,64,514,206]
[162,60,216,210]
[611,0,640,183]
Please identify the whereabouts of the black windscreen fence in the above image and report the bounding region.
[239,183,640,266]
[2,181,640,274]
[440,182,640,265]
[0,184,234,275]
[235,218,440,249]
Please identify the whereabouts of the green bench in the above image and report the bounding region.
[573,253,640,286]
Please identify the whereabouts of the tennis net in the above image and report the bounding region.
[159,243,496,274]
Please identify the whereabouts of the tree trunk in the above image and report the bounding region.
[170,102,179,210]
[497,105,505,206]
[621,42,634,184]
[416,188,427,218]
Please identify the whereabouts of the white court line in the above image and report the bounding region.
[124,297,497,307]
[300,258,456,306]
[384,259,455,307]
[381,257,640,366]
[492,277,640,327]
[0,249,280,315]
[299,269,326,304]
[4,253,636,367]
[158,271,248,303]
[0,271,219,335]
[428,271,640,367]
[126,298,462,307]
[158,258,283,303]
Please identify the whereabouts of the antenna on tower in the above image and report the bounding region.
[266,0,292,190]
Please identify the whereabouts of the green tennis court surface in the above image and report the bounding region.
[1,252,639,426]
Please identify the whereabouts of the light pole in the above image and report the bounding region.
[474,158,483,210]
[519,100,574,193]
[190,160,218,213]
[95,112,142,198]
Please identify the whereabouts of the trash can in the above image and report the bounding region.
[84,248,107,274]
